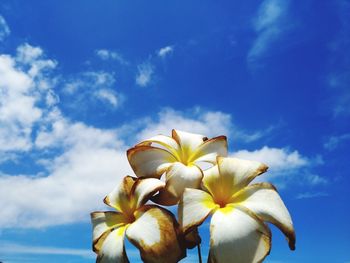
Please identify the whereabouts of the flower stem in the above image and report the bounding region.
[197,244,202,263]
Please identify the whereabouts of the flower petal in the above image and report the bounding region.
[209,206,271,263]
[96,226,129,263]
[172,129,207,155]
[233,183,296,250]
[217,156,268,192]
[126,205,186,263]
[103,176,135,213]
[91,211,129,253]
[132,178,165,209]
[127,146,176,178]
[189,135,228,164]
[153,162,203,205]
[178,188,217,234]
[137,135,180,157]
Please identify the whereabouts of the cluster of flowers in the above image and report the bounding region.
[91,130,296,263]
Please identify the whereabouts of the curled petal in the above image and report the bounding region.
[234,183,296,250]
[104,176,135,213]
[172,129,207,156]
[137,135,180,157]
[127,146,176,178]
[91,211,128,253]
[126,205,186,263]
[153,162,203,205]
[178,188,217,234]
[97,226,129,263]
[209,206,271,263]
[132,178,165,209]
[189,136,228,164]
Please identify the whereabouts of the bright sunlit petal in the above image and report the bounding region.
[209,206,271,263]
[233,182,296,250]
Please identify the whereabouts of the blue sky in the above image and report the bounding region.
[0,0,349,262]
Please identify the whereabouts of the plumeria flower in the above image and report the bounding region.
[127,129,227,205]
[179,157,296,263]
[91,176,185,263]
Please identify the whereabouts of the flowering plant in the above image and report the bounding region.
[91,130,295,263]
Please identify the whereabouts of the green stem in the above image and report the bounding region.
[197,244,202,263]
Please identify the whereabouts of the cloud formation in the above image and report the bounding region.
[95,49,128,65]
[135,62,154,87]
[158,45,174,58]
[0,15,10,41]
[248,0,289,62]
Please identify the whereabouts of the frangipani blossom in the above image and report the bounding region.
[127,129,227,205]
[179,157,296,263]
[91,176,185,263]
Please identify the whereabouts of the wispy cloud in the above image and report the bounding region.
[0,15,10,41]
[248,0,289,62]
[63,71,122,108]
[295,192,329,200]
[95,49,128,65]
[324,133,350,151]
[135,62,154,87]
[0,242,94,258]
[327,0,350,117]
[158,45,174,58]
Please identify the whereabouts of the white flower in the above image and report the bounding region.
[179,157,296,263]
[127,129,227,205]
[91,176,185,263]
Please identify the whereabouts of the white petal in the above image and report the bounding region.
[137,134,180,157]
[209,206,271,263]
[126,205,185,263]
[127,146,176,178]
[217,156,268,192]
[178,188,217,234]
[234,183,296,250]
[153,162,203,205]
[172,129,207,155]
[133,178,165,209]
[96,226,129,263]
[189,135,228,164]
[103,176,135,213]
[91,211,128,251]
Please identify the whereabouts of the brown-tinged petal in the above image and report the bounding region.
[91,211,129,253]
[233,183,296,250]
[132,178,165,209]
[126,205,186,263]
[103,176,135,214]
[178,188,217,234]
[127,146,176,178]
[208,205,271,263]
[153,162,203,205]
[189,135,228,164]
[136,135,180,158]
[96,225,129,263]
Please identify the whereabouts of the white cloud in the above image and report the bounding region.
[295,192,329,199]
[136,108,232,141]
[324,133,350,150]
[95,49,128,65]
[248,0,288,61]
[158,45,174,58]
[135,62,154,87]
[63,71,122,108]
[0,44,57,154]
[0,15,10,41]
